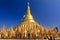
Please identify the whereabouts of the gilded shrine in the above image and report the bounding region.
[0,2,60,39]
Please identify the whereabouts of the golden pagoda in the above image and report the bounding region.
[16,2,42,38]
[14,2,60,39]
[0,2,60,39]
[0,25,8,38]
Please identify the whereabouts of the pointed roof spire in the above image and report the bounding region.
[2,24,6,30]
[22,2,35,22]
[26,2,30,15]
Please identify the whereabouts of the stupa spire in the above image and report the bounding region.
[22,2,34,22]
[26,2,31,15]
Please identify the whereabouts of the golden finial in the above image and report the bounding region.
[27,2,30,15]
[28,2,29,6]
[2,24,6,30]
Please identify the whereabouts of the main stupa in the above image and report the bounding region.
[16,2,43,38]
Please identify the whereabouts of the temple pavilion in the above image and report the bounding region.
[0,2,60,39]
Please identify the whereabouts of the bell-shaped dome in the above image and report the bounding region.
[22,2,35,22]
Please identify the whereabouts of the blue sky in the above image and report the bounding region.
[0,0,60,31]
